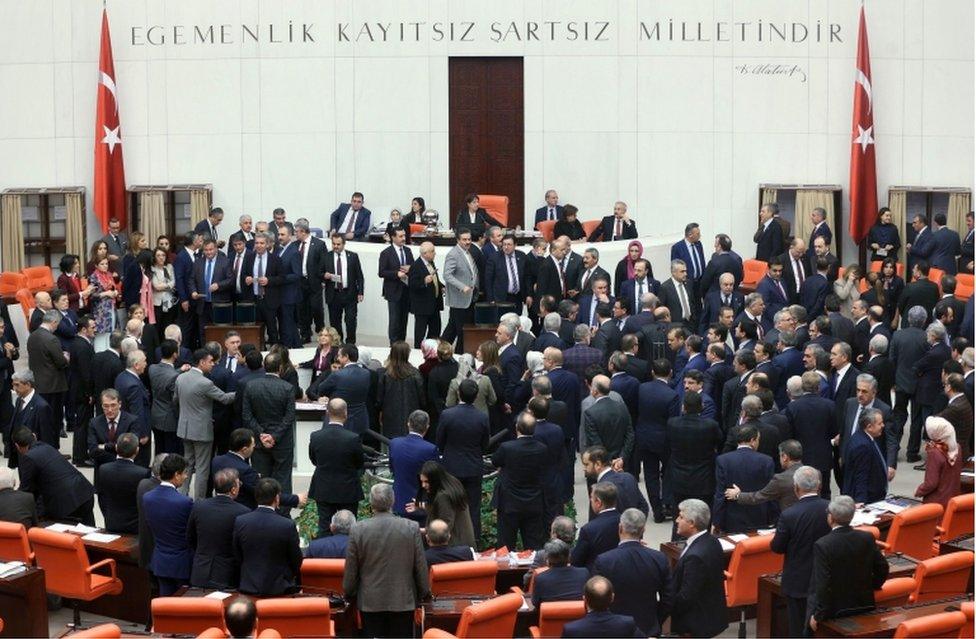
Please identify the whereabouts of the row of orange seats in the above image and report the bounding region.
[0,265,57,320]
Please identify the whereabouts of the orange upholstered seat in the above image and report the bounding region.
[430,561,498,597]
[0,522,33,564]
[70,623,122,638]
[742,259,769,289]
[955,274,973,300]
[409,223,427,235]
[0,272,27,297]
[893,611,968,638]
[879,503,944,559]
[873,577,918,608]
[195,627,228,639]
[151,597,227,635]
[536,221,557,242]
[910,551,975,603]
[580,220,601,239]
[479,195,509,228]
[724,535,784,636]
[454,592,523,638]
[15,288,33,321]
[255,597,334,638]
[937,494,974,544]
[21,266,54,293]
[301,558,345,594]
[960,601,974,639]
[529,600,586,638]
[423,630,458,638]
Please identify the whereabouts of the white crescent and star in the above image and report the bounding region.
[102,124,121,154]
[853,124,874,154]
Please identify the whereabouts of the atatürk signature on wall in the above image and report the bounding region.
[734,63,808,83]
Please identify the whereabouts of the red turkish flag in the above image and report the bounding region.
[848,4,877,244]
[93,8,127,232]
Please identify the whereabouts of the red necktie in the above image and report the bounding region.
[558,259,567,296]
[344,212,357,234]
[108,420,117,443]
[615,219,622,239]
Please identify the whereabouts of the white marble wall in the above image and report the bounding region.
[0,0,972,267]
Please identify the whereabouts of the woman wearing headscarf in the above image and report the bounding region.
[613,240,646,298]
[418,338,440,379]
[445,353,496,415]
[914,416,962,508]
[506,350,547,413]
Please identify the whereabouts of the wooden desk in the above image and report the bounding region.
[941,534,974,556]
[422,595,535,636]
[815,596,971,638]
[204,323,265,351]
[461,325,498,357]
[0,567,48,638]
[961,460,973,494]
[495,564,530,593]
[75,531,152,626]
[756,554,920,638]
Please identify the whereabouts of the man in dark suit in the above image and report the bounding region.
[899,262,941,327]
[592,304,622,357]
[583,371,635,458]
[226,234,252,308]
[570,482,620,571]
[533,190,564,227]
[908,324,952,461]
[667,391,723,522]
[657,260,698,331]
[407,241,443,348]
[581,446,648,516]
[193,207,224,248]
[755,203,785,263]
[720,350,756,433]
[864,334,895,406]
[841,408,889,504]
[136,455,163,577]
[671,498,729,638]
[562,576,644,639]
[378,228,414,345]
[939,374,973,457]
[187,467,252,589]
[188,238,232,343]
[889,307,930,466]
[173,232,203,349]
[309,398,365,536]
[272,224,303,347]
[576,275,615,328]
[389,412,439,518]
[532,241,579,312]
[785,372,838,498]
[587,202,638,242]
[96,433,149,534]
[808,496,889,633]
[291,220,327,343]
[907,215,936,273]
[959,211,974,273]
[485,235,527,316]
[576,247,612,299]
[827,298,856,348]
[780,239,812,303]
[700,233,744,294]
[830,342,861,414]
[142,454,193,595]
[329,193,372,240]
[770,465,831,638]
[306,345,372,436]
[755,261,789,325]
[713,425,775,533]
[321,234,365,344]
[306,509,354,559]
[723,396,782,469]
[930,212,961,274]
[67,316,96,464]
[423,519,475,566]
[703,344,736,415]
[8,371,56,465]
[491,412,549,550]
[699,274,744,334]
[671,223,707,291]
[837,375,893,485]
[26,310,69,446]
[0,466,37,528]
[542,348,582,428]
[531,313,569,352]
[233,478,303,595]
[114,351,151,466]
[240,232,282,344]
[101,217,128,259]
[619,261,660,321]
[241,351,297,497]
[592,508,672,637]
[635,359,681,522]
[799,258,831,320]
[228,214,255,250]
[437,380,490,543]
[211,428,299,511]
[529,539,588,606]
[14,427,94,525]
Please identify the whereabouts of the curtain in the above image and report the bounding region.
[1,194,25,272]
[947,192,971,238]
[190,189,210,227]
[794,189,836,255]
[140,191,167,246]
[65,192,86,258]
[887,189,907,265]
[761,188,778,205]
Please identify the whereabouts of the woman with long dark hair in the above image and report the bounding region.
[151,247,177,333]
[57,254,94,312]
[477,340,508,437]
[419,460,476,548]
[877,257,905,327]
[269,344,303,400]
[377,341,425,439]
[867,207,901,262]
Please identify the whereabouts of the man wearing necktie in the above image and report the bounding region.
[407,242,443,348]
[670,223,706,296]
[840,407,889,504]
[533,189,565,229]
[294,219,327,344]
[193,207,226,251]
[441,229,480,351]
[659,260,699,332]
[190,239,231,348]
[960,211,974,274]
[781,238,810,304]
[322,234,366,344]
[485,235,527,316]
[229,214,256,251]
[242,233,283,345]
[274,225,304,348]
[379,228,415,345]
[101,217,128,262]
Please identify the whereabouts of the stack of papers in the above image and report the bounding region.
[851,510,879,526]
[866,500,907,514]
[756,528,776,536]
[45,523,99,534]
[718,538,736,552]
[205,591,233,600]
[0,561,26,579]
[726,533,749,542]
[81,532,121,544]
[514,551,536,566]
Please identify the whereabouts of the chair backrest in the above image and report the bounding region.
[533,601,586,638]
[430,561,498,596]
[856,525,882,540]
[26,528,96,599]
[724,535,784,607]
[536,220,557,243]
[927,268,945,294]
[300,558,345,594]
[911,551,975,603]
[939,494,975,542]
[196,628,228,639]
[0,271,27,296]
[580,220,601,238]
[742,259,769,288]
[455,592,523,639]
[873,577,918,608]
[893,611,967,639]
[869,261,906,278]
[409,223,426,235]
[886,503,944,559]
[526,566,548,593]
[70,623,123,638]
[15,288,34,320]
[478,195,509,228]
[960,602,974,639]
[956,274,974,301]
[151,597,227,635]
[254,598,333,638]
[256,630,282,639]
[20,266,54,293]
[0,522,32,564]
[423,630,458,638]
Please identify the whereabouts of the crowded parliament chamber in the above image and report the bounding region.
[0,1,973,638]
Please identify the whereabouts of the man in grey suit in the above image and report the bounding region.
[889,306,929,469]
[724,439,804,513]
[241,351,297,498]
[582,375,634,467]
[344,483,430,638]
[26,309,70,447]
[148,339,183,455]
[440,228,479,351]
[835,374,894,484]
[175,349,235,499]
[101,217,128,260]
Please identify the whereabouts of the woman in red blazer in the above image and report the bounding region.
[57,254,94,312]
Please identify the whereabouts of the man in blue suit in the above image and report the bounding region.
[618,260,658,320]
[700,233,744,294]
[634,359,681,522]
[562,576,644,639]
[142,454,194,595]
[755,203,785,263]
[841,408,888,504]
[233,478,303,595]
[570,482,620,571]
[671,499,729,637]
[526,397,566,528]
[274,225,302,347]
[389,411,440,518]
[530,313,569,353]
[587,202,638,242]
[190,239,232,346]
[784,372,838,498]
[807,207,832,263]
[186,467,251,589]
[577,277,615,328]
[484,235,527,315]
[699,273,744,334]
[713,424,775,534]
[8,372,56,464]
[542,348,582,428]
[755,260,789,324]
[212,428,302,511]
[581,446,648,516]
[173,231,203,349]
[114,351,151,466]
[672,335,708,394]
[592,508,671,637]
[51,290,79,350]
[533,189,564,228]
[799,258,831,320]
[770,465,831,638]
[671,223,707,292]
[306,509,354,558]
[772,331,805,407]
[329,192,372,240]
[907,214,936,273]
[496,323,526,405]
[530,539,588,607]
[930,212,962,274]
[306,345,372,436]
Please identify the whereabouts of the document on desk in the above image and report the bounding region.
[726,533,749,542]
[46,522,100,534]
[45,523,74,533]
[867,500,906,514]
[719,538,736,552]
[756,528,776,536]
[851,510,879,526]
[205,591,233,600]
[82,532,121,544]
[0,561,27,579]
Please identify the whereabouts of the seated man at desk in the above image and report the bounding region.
[587,201,638,243]
[0,466,36,529]
[329,192,372,241]
[423,519,474,566]
[13,427,95,526]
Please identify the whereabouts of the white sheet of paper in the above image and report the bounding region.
[205,591,233,600]
[756,528,776,536]
[72,524,99,534]
[727,533,749,542]
[719,538,736,552]
[45,523,73,533]
[82,533,121,544]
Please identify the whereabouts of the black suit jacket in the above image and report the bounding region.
[671,533,729,637]
[378,244,414,302]
[87,411,140,466]
[700,252,744,294]
[68,336,95,405]
[187,495,252,589]
[779,252,812,303]
[407,259,443,316]
[770,495,831,597]
[562,611,643,638]
[233,507,303,595]
[809,526,889,621]
[321,250,366,302]
[239,251,284,308]
[228,229,255,251]
[0,488,37,529]
[913,341,951,406]
[491,436,548,514]
[713,446,775,533]
[436,404,489,479]
[241,374,297,448]
[588,215,638,242]
[570,508,621,571]
[96,458,149,534]
[898,279,940,326]
[191,253,233,309]
[454,208,501,241]
[136,477,160,568]
[592,320,622,357]
[485,249,528,302]
[592,541,672,637]
[10,393,56,449]
[309,424,365,504]
[657,278,699,330]
[19,442,94,520]
[582,396,634,462]
[424,544,474,567]
[667,415,722,498]
[756,222,784,263]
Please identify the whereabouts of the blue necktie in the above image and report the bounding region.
[204,259,214,301]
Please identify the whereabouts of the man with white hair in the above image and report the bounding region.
[407,241,443,349]
[495,321,526,404]
[890,306,930,464]
[0,465,35,528]
[699,272,743,335]
[229,214,255,249]
[500,312,532,356]
[906,323,952,463]
[671,499,729,637]
[8,370,56,461]
[532,312,569,352]
[770,465,830,638]
[863,333,894,407]
[306,509,355,559]
[115,350,152,466]
[26,309,69,448]
[158,323,192,366]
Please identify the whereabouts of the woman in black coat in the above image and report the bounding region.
[455,193,502,240]
[553,204,586,241]
[866,207,902,263]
